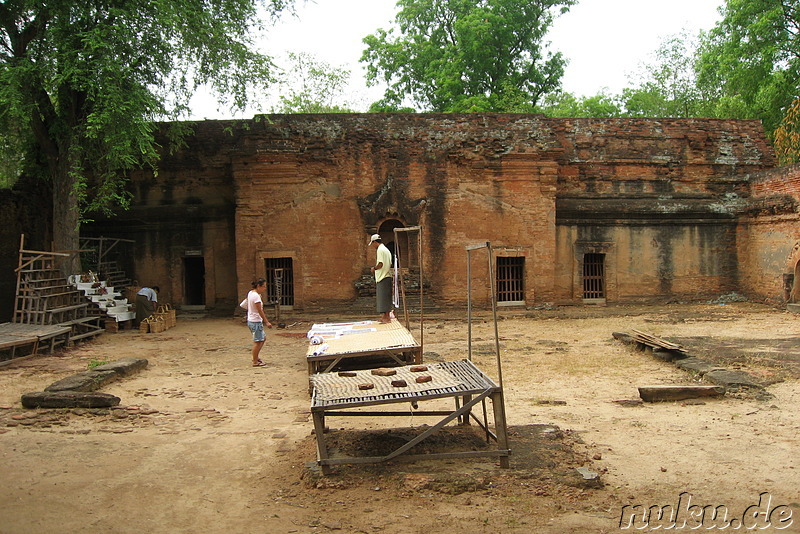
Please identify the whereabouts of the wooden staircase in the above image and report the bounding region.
[79,237,134,289]
[13,237,104,345]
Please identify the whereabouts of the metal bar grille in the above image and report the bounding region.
[496,257,524,302]
[582,253,605,299]
[264,257,294,306]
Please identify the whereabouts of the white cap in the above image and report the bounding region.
[368,234,381,244]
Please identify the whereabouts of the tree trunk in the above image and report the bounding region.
[51,155,81,276]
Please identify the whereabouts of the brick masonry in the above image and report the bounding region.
[68,113,800,313]
[737,164,800,303]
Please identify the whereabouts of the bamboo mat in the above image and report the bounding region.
[311,363,462,402]
[306,319,419,358]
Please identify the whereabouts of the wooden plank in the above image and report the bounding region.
[631,329,687,352]
[638,385,725,402]
[0,334,36,349]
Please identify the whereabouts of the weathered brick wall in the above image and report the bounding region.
[81,114,780,312]
[554,118,771,302]
[737,164,800,303]
[230,114,564,308]
[82,121,238,311]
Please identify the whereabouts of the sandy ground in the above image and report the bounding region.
[1,302,799,533]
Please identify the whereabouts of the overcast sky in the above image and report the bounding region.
[188,0,724,119]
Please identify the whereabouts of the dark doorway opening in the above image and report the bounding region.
[582,253,605,299]
[184,257,206,305]
[378,219,406,267]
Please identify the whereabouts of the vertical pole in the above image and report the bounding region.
[467,248,472,362]
[487,243,504,389]
[312,412,332,475]
[13,234,25,324]
[396,229,410,328]
[491,390,511,468]
[97,237,104,275]
[418,228,423,350]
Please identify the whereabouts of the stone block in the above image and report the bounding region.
[91,357,148,377]
[638,385,725,402]
[21,391,121,409]
[44,370,119,392]
[704,369,762,389]
[674,358,724,376]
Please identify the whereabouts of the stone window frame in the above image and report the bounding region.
[493,247,531,306]
[256,250,299,310]
[572,242,617,303]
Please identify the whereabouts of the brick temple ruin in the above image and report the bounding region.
[70,113,800,314]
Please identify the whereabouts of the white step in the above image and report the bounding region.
[108,311,135,322]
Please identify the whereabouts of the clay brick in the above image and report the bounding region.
[358,383,374,390]
[415,375,432,383]
[410,366,428,372]
[371,368,397,376]
[391,380,408,387]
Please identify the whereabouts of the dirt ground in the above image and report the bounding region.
[1,302,799,533]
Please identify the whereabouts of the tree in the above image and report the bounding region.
[0,0,293,271]
[697,0,800,136]
[360,0,575,112]
[271,52,354,113]
[621,31,714,118]
[538,91,622,118]
[774,96,800,164]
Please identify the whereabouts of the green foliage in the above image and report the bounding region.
[0,0,293,250]
[775,97,800,165]
[361,0,576,112]
[697,0,799,135]
[87,359,109,370]
[620,31,714,118]
[538,92,623,118]
[0,131,23,188]
[271,53,354,113]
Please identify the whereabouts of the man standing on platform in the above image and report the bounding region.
[368,234,393,324]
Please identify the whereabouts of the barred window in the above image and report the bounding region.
[497,257,525,303]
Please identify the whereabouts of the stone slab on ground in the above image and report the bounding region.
[674,357,725,375]
[21,391,121,409]
[611,332,636,346]
[43,358,148,392]
[91,357,148,377]
[652,348,691,362]
[704,369,763,389]
[638,385,725,402]
[44,370,120,392]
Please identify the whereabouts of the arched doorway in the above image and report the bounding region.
[791,259,800,303]
[377,219,406,268]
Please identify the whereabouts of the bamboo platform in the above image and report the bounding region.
[0,323,72,365]
[305,319,422,374]
[309,360,510,474]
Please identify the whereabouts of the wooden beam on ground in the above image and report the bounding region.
[638,385,725,402]
[631,329,688,352]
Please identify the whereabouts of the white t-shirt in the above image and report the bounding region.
[247,290,263,323]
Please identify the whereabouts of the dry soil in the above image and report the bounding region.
[1,302,798,533]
